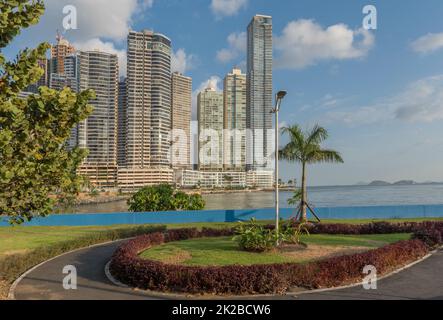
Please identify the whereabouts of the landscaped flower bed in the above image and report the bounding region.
[109,222,443,295]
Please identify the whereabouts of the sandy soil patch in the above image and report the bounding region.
[0,280,9,300]
[279,244,372,262]
[0,249,29,258]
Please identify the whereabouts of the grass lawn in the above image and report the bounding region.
[0,223,234,258]
[139,234,411,266]
[0,217,441,258]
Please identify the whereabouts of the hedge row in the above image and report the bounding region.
[110,222,443,295]
[307,221,443,248]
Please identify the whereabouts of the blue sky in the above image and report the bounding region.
[5,0,443,186]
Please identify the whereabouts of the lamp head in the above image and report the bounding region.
[276,91,287,100]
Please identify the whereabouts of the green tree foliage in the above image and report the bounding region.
[280,124,344,221]
[0,0,95,224]
[287,188,302,206]
[128,185,206,212]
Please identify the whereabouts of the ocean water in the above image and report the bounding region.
[68,184,443,213]
[203,184,443,210]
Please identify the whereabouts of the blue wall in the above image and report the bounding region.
[1,204,443,227]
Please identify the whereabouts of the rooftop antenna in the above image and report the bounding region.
[56,29,63,43]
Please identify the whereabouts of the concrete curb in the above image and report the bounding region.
[104,261,129,288]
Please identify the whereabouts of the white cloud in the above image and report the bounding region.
[12,0,157,76]
[171,49,196,74]
[196,76,222,92]
[73,38,127,76]
[210,0,248,18]
[411,32,443,54]
[324,75,443,125]
[394,75,443,122]
[216,31,246,63]
[191,76,222,120]
[275,19,375,69]
[8,0,154,63]
[42,0,151,42]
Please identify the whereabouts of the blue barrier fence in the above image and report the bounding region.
[1,204,443,227]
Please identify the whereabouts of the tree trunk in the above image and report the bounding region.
[300,162,307,222]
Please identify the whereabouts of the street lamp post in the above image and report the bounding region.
[271,91,287,239]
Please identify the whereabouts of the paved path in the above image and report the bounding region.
[12,241,443,300]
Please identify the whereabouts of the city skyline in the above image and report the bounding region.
[8,0,443,185]
[33,21,276,191]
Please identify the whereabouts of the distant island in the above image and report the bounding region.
[362,180,443,186]
[368,180,392,186]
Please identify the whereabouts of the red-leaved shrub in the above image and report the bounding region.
[110,221,442,295]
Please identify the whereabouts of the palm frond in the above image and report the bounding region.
[279,143,302,163]
[281,125,305,148]
[311,149,344,164]
[279,125,305,163]
[306,124,329,146]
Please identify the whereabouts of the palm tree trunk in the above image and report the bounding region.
[300,162,307,221]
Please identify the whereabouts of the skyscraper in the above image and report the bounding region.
[75,51,119,188]
[117,77,127,167]
[224,68,247,171]
[246,15,273,171]
[50,32,75,75]
[50,54,78,92]
[126,30,172,169]
[171,72,192,169]
[198,87,224,171]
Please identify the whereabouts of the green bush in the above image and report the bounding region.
[128,185,206,212]
[233,219,280,252]
[282,222,310,245]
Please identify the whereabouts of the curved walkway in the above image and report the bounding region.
[12,240,443,300]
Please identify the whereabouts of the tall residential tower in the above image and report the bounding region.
[117,30,174,191]
[117,77,127,167]
[223,68,247,171]
[171,72,192,169]
[76,51,119,188]
[246,15,273,171]
[50,32,75,75]
[198,87,224,171]
[125,30,172,169]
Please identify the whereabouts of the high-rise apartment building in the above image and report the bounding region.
[246,15,273,171]
[171,72,192,169]
[197,87,224,171]
[50,33,75,75]
[75,51,119,188]
[117,77,127,167]
[50,54,79,92]
[126,30,172,169]
[76,51,119,164]
[223,68,247,171]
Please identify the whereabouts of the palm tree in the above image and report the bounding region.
[280,124,344,221]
